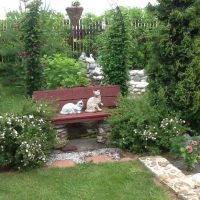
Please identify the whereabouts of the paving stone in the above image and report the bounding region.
[119,157,134,162]
[49,160,76,168]
[85,155,113,164]
[61,144,77,152]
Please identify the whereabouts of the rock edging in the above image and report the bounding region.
[139,156,200,200]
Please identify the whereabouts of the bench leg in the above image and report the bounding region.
[96,122,107,143]
[54,124,68,149]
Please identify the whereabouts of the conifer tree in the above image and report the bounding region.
[147,0,200,130]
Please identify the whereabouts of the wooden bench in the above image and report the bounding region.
[33,85,120,125]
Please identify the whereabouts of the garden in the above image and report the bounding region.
[0,0,200,199]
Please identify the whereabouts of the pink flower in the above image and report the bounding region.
[39,64,45,68]
[191,140,198,145]
[186,145,193,153]
[32,45,37,50]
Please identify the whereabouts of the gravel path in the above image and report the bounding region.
[46,148,121,165]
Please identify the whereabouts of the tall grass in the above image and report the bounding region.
[0,83,29,114]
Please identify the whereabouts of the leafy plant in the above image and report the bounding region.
[41,54,90,89]
[180,140,200,171]
[0,107,56,171]
[108,92,191,154]
[107,94,160,154]
[157,117,188,150]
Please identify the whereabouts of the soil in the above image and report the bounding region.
[163,153,200,175]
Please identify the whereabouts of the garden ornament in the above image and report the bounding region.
[79,52,86,61]
[85,54,95,63]
[60,100,83,114]
[85,90,103,112]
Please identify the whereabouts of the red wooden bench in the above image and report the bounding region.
[32,85,120,125]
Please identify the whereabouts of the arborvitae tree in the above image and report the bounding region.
[22,0,42,96]
[100,7,129,96]
[147,0,200,131]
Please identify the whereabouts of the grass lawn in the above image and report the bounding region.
[0,161,174,200]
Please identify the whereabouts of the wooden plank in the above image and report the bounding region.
[51,112,109,124]
[33,85,120,101]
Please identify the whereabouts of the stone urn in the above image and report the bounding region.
[66,6,83,26]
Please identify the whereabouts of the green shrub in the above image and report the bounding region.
[41,54,90,89]
[108,94,190,154]
[107,94,160,154]
[0,103,56,171]
[157,117,189,150]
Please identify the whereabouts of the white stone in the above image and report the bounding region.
[191,173,200,187]
[129,70,140,76]
[93,75,104,80]
[137,69,145,76]
[92,67,103,75]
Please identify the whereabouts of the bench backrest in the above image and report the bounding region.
[33,85,120,111]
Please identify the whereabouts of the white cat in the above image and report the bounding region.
[85,90,103,112]
[60,100,83,115]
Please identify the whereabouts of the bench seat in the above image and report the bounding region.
[51,112,109,125]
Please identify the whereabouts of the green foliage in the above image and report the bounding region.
[21,0,43,95]
[40,10,72,57]
[0,109,56,171]
[108,93,190,153]
[108,94,160,154]
[180,139,200,171]
[157,117,189,150]
[147,0,200,131]
[0,12,25,86]
[100,8,129,96]
[41,54,90,89]
[170,133,200,170]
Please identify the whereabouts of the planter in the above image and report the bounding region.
[66,6,83,26]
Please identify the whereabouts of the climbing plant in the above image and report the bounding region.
[22,0,43,95]
[100,7,129,96]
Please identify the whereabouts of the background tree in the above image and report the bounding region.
[147,0,200,131]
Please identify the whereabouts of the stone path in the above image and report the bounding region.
[139,156,200,200]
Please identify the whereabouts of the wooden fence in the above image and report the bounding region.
[0,19,158,54]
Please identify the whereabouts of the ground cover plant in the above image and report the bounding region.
[0,162,174,200]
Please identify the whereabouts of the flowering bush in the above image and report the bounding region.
[0,112,55,171]
[180,140,200,171]
[108,94,190,154]
[108,95,160,154]
[158,117,188,150]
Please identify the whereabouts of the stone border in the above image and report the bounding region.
[139,156,200,200]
